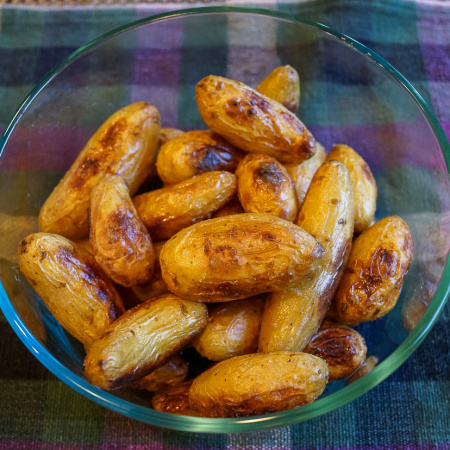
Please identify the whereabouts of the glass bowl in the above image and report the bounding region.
[1,7,449,433]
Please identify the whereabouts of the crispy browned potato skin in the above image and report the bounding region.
[211,196,244,218]
[327,144,377,234]
[189,352,328,417]
[334,215,413,323]
[195,75,315,164]
[160,213,324,303]
[156,130,244,185]
[152,380,199,416]
[256,65,301,113]
[18,233,124,348]
[193,295,265,361]
[133,355,188,392]
[284,141,327,208]
[38,102,161,240]
[133,171,237,241]
[304,320,367,382]
[259,160,354,352]
[236,153,298,222]
[84,294,208,390]
[89,174,155,287]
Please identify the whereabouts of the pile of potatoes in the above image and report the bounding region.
[18,66,413,418]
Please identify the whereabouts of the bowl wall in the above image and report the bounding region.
[1,8,450,432]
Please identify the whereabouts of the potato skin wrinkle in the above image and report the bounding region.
[18,233,124,348]
[195,75,315,164]
[256,65,301,113]
[259,160,355,352]
[84,294,208,390]
[89,174,155,287]
[38,102,161,240]
[133,171,237,241]
[334,215,413,323]
[327,144,377,234]
[236,153,298,222]
[160,213,324,302]
[189,352,328,417]
[156,130,244,185]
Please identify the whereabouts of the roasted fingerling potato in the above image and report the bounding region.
[84,294,208,390]
[38,102,161,240]
[188,351,328,417]
[18,233,124,348]
[334,215,413,323]
[211,196,244,218]
[195,75,315,163]
[152,380,198,416]
[236,153,298,222]
[160,213,324,303]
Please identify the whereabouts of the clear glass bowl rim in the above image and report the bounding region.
[1,6,450,433]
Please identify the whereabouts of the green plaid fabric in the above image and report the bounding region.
[0,0,449,448]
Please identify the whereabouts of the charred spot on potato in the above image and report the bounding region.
[69,156,103,190]
[254,164,284,189]
[99,117,128,150]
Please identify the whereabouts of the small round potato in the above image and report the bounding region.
[156,130,244,185]
[196,75,315,164]
[304,320,367,382]
[256,65,301,113]
[193,295,265,361]
[18,233,124,348]
[188,351,328,417]
[89,174,155,287]
[160,213,324,302]
[133,171,237,241]
[327,144,377,234]
[236,153,298,222]
[334,215,413,323]
[84,294,208,390]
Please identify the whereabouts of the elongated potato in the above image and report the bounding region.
[189,352,328,417]
[156,130,244,185]
[39,102,161,240]
[193,295,265,361]
[89,174,155,287]
[160,213,324,302]
[84,294,208,390]
[284,141,327,208]
[152,380,198,416]
[259,160,354,352]
[327,144,377,234]
[18,233,124,348]
[196,75,315,163]
[133,171,237,241]
[334,215,413,323]
[256,65,300,113]
[304,320,367,382]
[236,153,298,222]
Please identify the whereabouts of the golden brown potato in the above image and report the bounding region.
[18,233,124,348]
[346,356,378,384]
[133,171,237,241]
[327,144,377,234]
[160,213,324,302]
[334,215,413,323]
[133,355,188,392]
[256,65,300,113]
[152,380,198,416]
[304,320,367,382]
[39,102,161,240]
[236,153,298,222]
[211,196,244,218]
[156,130,244,185]
[196,75,315,164]
[284,141,327,208]
[259,160,354,352]
[189,351,328,417]
[84,294,208,390]
[193,295,265,361]
[89,174,155,287]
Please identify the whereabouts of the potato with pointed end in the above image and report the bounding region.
[39,102,161,240]
[195,75,315,163]
[18,233,124,348]
[160,213,324,303]
[259,160,354,352]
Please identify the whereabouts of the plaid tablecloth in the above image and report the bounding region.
[0,0,449,448]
